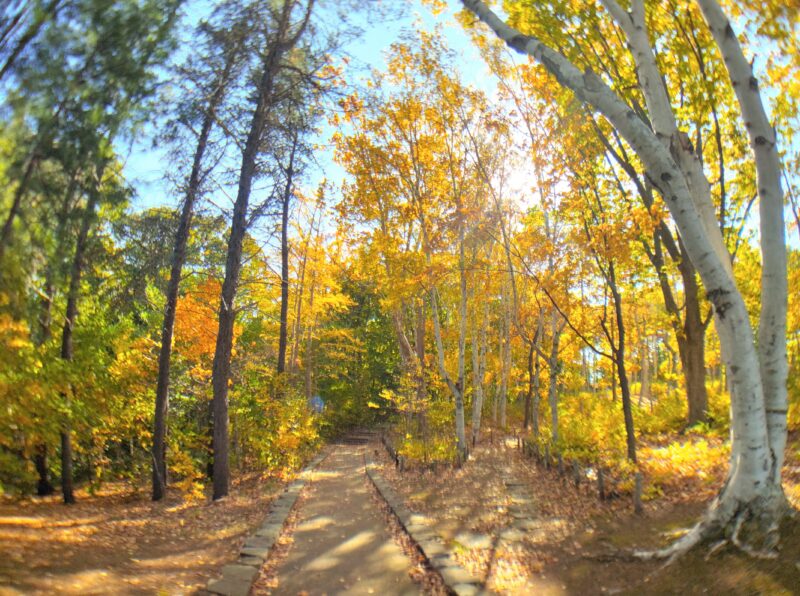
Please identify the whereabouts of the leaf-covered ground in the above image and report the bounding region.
[0,474,281,595]
[374,429,800,595]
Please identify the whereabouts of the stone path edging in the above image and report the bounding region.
[364,453,487,596]
[499,468,539,548]
[205,450,328,596]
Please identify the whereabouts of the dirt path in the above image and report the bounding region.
[261,442,420,595]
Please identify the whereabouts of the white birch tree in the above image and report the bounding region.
[461,0,789,557]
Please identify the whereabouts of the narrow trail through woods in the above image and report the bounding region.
[258,437,421,595]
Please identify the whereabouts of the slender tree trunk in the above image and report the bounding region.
[152,52,234,500]
[548,311,563,447]
[608,266,636,463]
[471,300,486,445]
[34,271,55,496]
[532,338,541,438]
[34,444,53,496]
[414,299,428,440]
[0,0,62,81]
[639,340,650,405]
[680,265,708,426]
[499,284,511,428]
[430,283,467,459]
[610,356,617,401]
[523,340,534,430]
[210,0,312,500]
[304,271,317,401]
[0,153,36,264]
[277,138,298,375]
[289,202,320,373]
[456,228,467,457]
[59,178,100,505]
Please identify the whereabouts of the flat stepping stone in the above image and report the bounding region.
[243,535,274,549]
[441,566,478,586]
[410,529,438,543]
[514,519,542,531]
[240,546,270,559]
[207,565,259,596]
[499,528,524,542]
[418,538,447,558]
[408,513,431,525]
[255,523,282,539]
[406,523,430,535]
[430,553,458,570]
[237,555,263,567]
[453,583,483,596]
[454,532,492,550]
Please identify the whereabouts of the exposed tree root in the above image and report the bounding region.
[634,492,791,566]
[704,539,727,561]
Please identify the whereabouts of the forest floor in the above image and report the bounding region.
[1,432,799,595]
[0,473,283,595]
[374,429,800,595]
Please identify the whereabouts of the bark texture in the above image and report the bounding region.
[152,47,236,501]
[462,0,789,554]
[58,181,100,505]
[211,0,313,500]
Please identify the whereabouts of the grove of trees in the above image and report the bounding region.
[0,0,798,560]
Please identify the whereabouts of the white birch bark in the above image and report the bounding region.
[695,0,788,486]
[599,0,731,277]
[461,0,785,547]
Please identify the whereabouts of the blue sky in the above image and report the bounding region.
[119,0,489,214]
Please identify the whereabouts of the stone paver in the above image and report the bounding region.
[271,443,419,595]
[206,451,326,596]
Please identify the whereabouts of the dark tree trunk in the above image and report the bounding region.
[34,444,54,496]
[34,273,55,496]
[414,298,428,440]
[532,341,541,438]
[59,182,99,505]
[0,154,36,264]
[0,0,63,81]
[523,340,534,430]
[152,48,235,501]
[211,0,312,500]
[680,258,708,425]
[609,264,636,463]
[277,138,298,375]
[651,228,709,425]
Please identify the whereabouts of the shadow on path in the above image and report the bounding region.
[269,443,419,595]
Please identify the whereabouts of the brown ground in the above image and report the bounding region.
[374,430,800,595]
[0,473,281,595]
[1,433,798,596]
[252,443,421,595]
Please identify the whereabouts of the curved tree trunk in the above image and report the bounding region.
[462,0,788,553]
